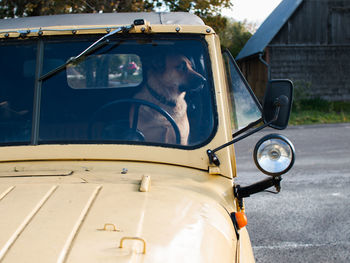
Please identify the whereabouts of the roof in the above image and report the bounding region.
[236,0,304,61]
[0,12,204,31]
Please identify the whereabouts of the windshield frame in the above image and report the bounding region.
[0,34,218,149]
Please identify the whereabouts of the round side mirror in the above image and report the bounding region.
[254,134,295,176]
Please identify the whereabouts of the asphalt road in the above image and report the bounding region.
[233,123,350,263]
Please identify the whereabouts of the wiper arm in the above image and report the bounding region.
[39,38,109,81]
[39,22,139,81]
[72,23,134,62]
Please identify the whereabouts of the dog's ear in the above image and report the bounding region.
[149,56,166,73]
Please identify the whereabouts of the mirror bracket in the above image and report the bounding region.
[207,101,281,166]
[207,79,293,166]
[207,120,268,166]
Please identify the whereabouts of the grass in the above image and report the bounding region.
[289,99,350,126]
[289,110,350,125]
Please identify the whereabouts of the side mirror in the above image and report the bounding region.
[263,79,293,130]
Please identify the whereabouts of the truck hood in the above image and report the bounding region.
[0,170,236,262]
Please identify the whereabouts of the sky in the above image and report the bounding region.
[222,0,282,26]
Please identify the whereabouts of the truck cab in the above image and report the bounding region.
[0,12,294,262]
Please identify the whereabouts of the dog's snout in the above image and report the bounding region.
[179,71,206,92]
[198,74,206,84]
[191,71,206,87]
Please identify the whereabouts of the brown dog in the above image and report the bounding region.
[133,54,206,145]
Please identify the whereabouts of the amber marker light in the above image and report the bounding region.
[234,212,248,229]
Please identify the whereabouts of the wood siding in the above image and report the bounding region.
[269,45,350,100]
[272,0,350,45]
[239,0,350,101]
[237,56,267,101]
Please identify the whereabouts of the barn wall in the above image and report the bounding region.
[237,56,267,102]
[238,0,350,101]
[269,0,350,101]
[272,0,350,45]
[269,45,350,101]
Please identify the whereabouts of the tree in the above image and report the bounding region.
[157,0,232,33]
[0,0,252,59]
[0,0,232,33]
[0,0,154,18]
[219,19,253,58]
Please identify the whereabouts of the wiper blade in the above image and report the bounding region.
[39,23,136,81]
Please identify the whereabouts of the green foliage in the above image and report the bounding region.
[290,93,350,126]
[219,19,252,57]
[0,0,234,33]
[289,80,350,125]
[202,15,228,34]
[292,99,350,113]
[292,80,312,111]
[0,0,247,47]
[154,0,232,32]
[290,110,350,125]
[0,0,154,18]
[0,0,232,19]
[157,0,232,16]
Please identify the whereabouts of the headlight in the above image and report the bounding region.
[254,134,295,176]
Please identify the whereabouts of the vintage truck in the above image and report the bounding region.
[0,12,294,262]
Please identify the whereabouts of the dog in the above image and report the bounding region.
[133,53,206,145]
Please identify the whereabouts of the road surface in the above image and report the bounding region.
[234,123,350,263]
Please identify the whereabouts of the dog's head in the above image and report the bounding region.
[148,53,206,93]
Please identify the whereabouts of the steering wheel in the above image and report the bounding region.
[88,99,181,144]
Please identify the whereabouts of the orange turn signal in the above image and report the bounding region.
[234,212,248,229]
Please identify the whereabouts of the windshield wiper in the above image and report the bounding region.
[39,20,144,81]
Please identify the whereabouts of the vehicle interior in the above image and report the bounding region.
[0,35,216,147]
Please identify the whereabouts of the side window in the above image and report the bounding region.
[222,50,262,131]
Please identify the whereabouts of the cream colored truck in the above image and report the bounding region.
[0,13,295,262]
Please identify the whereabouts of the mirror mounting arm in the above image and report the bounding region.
[207,104,281,166]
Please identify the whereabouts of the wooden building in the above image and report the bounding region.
[236,0,350,101]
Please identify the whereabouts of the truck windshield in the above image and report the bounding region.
[0,35,215,148]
